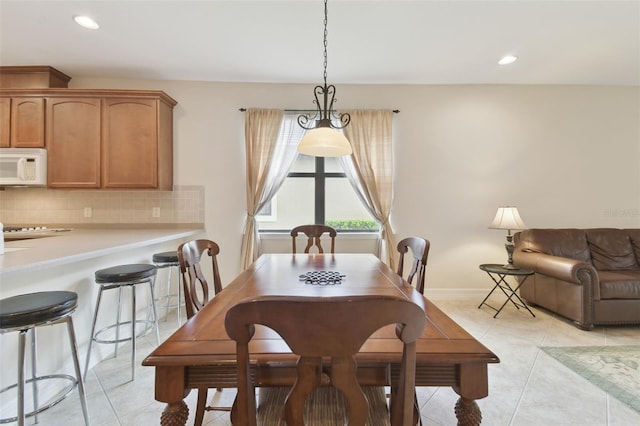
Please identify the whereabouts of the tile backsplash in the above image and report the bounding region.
[0,185,204,225]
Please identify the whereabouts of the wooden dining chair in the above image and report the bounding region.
[290,224,337,254]
[177,239,227,426]
[396,237,431,294]
[225,295,426,426]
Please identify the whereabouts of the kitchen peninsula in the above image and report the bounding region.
[0,225,205,390]
[1,226,203,276]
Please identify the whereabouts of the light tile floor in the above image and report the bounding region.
[6,294,640,425]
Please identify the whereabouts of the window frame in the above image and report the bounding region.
[286,156,347,226]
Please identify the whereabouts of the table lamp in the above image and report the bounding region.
[489,206,527,269]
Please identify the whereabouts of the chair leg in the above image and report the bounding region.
[194,388,208,426]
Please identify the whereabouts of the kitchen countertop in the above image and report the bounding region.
[0,226,204,276]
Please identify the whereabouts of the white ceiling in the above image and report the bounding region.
[1,0,638,86]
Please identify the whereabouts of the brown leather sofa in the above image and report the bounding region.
[512,228,640,330]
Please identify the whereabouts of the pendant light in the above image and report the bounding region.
[297,0,352,157]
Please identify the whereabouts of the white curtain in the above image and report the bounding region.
[240,109,298,270]
[340,109,398,269]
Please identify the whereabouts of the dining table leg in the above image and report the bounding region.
[161,401,189,426]
[452,362,488,425]
[454,396,481,426]
[155,366,190,426]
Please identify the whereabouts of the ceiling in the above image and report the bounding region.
[1,0,638,86]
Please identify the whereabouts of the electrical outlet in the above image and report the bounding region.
[152,207,161,218]
[83,207,92,218]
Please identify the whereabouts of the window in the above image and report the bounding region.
[257,113,378,232]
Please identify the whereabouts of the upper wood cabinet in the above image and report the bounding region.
[0,97,45,148]
[0,88,176,189]
[0,97,9,147]
[102,98,173,189]
[46,97,102,188]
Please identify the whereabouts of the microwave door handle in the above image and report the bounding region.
[17,158,26,180]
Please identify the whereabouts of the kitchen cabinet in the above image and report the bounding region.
[0,97,9,147]
[0,97,45,148]
[102,97,173,189]
[46,97,101,188]
[0,88,176,189]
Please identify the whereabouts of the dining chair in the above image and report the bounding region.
[290,224,337,254]
[177,239,228,426]
[225,295,426,426]
[396,237,431,294]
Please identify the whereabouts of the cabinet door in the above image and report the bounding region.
[46,98,101,188]
[0,98,9,148]
[102,98,158,188]
[11,97,45,147]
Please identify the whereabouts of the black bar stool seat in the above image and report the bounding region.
[85,263,159,382]
[0,291,77,329]
[152,251,178,264]
[95,264,158,284]
[0,291,90,426]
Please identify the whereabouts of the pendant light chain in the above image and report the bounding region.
[323,0,328,87]
[297,0,351,152]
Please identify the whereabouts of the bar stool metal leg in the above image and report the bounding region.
[30,328,38,424]
[131,284,136,381]
[115,286,123,358]
[149,277,161,345]
[65,316,91,425]
[17,329,26,426]
[84,286,104,378]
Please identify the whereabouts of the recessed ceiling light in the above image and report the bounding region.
[73,15,99,30]
[498,55,518,65]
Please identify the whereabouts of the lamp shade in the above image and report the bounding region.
[297,127,352,157]
[489,206,527,230]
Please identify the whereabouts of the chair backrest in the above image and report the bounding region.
[396,237,430,294]
[290,225,337,254]
[177,239,223,319]
[225,295,426,426]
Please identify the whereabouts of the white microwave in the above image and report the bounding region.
[0,148,47,186]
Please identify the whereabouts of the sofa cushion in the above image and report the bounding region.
[598,271,640,299]
[516,229,591,263]
[586,229,639,271]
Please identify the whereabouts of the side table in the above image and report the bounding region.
[478,263,536,318]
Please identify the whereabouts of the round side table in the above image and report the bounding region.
[478,263,535,318]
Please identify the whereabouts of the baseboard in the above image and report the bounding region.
[424,288,488,299]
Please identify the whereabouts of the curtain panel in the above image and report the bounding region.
[341,109,398,268]
[240,108,285,270]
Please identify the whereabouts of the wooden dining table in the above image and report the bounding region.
[143,253,499,425]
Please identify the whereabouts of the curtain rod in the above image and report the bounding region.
[239,108,400,113]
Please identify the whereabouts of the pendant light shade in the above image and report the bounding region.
[297,126,352,157]
[297,0,351,157]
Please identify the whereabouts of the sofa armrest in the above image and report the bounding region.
[513,250,597,285]
[514,249,599,329]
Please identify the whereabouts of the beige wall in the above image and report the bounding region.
[38,77,640,293]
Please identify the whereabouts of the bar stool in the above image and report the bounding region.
[0,291,90,426]
[84,264,159,382]
[152,251,183,326]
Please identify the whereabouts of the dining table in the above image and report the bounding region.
[143,253,500,425]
